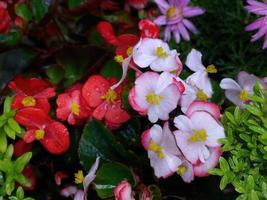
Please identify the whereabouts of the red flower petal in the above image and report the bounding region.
[41,121,70,154]
[8,75,55,98]
[82,75,110,108]
[56,93,72,121]
[116,34,139,57]
[105,101,130,124]
[55,171,68,186]
[23,129,38,143]
[96,21,118,45]
[15,108,52,129]
[14,140,33,157]
[139,19,160,39]
[92,102,108,120]
[22,166,37,191]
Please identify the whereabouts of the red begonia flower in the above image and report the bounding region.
[8,75,56,113]
[14,139,32,157]
[139,19,160,39]
[56,89,91,125]
[15,108,70,154]
[126,0,148,9]
[82,75,130,128]
[97,21,118,45]
[100,0,120,10]
[0,5,11,34]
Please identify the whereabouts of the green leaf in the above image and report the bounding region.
[0,132,7,153]
[8,118,21,134]
[16,187,24,199]
[250,190,259,200]
[219,157,230,172]
[14,174,30,187]
[100,60,122,80]
[220,175,229,190]
[79,119,129,171]
[14,152,32,173]
[5,176,15,195]
[4,124,16,140]
[225,111,236,124]
[245,105,262,117]
[4,96,13,114]
[68,0,85,8]
[46,66,64,85]
[94,162,135,199]
[246,175,255,191]
[15,4,32,22]
[31,0,49,22]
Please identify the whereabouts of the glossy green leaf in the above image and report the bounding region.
[94,162,135,199]
[68,0,85,8]
[46,66,65,85]
[0,132,7,153]
[15,4,32,22]
[31,0,49,22]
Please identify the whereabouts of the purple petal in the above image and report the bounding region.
[245,5,267,15]
[155,0,170,13]
[183,6,205,17]
[154,15,167,25]
[263,34,267,49]
[164,26,171,41]
[182,19,198,34]
[247,0,267,7]
[173,29,181,43]
[245,17,265,31]
[177,23,190,41]
[251,25,267,42]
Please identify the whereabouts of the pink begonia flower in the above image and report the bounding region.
[129,71,183,123]
[154,0,205,43]
[141,122,182,178]
[114,180,135,200]
[132,38,183,73]
[193,147,222,177]
[60,157,100,200]
[178,49,217,113]
[174,110,224,164]
[245,0,267,49]
[177,158,194,183]
[220,71,261,109]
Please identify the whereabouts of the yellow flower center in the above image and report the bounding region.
[22,96,36,107]
[196,89,208,101]
[101,89,117,104]
[74,170,84,184]
[239,89,249,101]
[206,64,217,74]
[188,129,207,142]
[126,47,133,56]
[35,129,45,140]
[155,47,168,58]
[114,55,124,63]
[71,102,80,116]
[177,165,186,175]
[148,141,165,159]
[146,93,164,105]
[166,6,177,18]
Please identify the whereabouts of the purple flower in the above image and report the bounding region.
[245,0,267,49]
[154,0,205,43]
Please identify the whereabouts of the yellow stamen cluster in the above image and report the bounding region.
[146,93,164,105]
[155,47,168,58]
[114,55,124,63]
[101,89,117,104]
[22,96,36,107]
[166,6,177,18]
[188,129,207,143]
[177,165,186,175]
[196,90,208,101]
[71,102,80,116]
[239,89,249,101]
[74,170,84,184]
[126,47,133,56]
[206,64,217,74]
[148,141,165,159]
[35,129,45,140]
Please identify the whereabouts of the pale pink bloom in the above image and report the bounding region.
[177,158,194,183]
[114,180,135,200]
[174,111,224,164]
[141,122,182,178]
[129,71,183,123]
[220,71,261,108]
[193,147,222,177]
[185,49,214,97]
[60,186,85,200]
[132,38,182,73]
